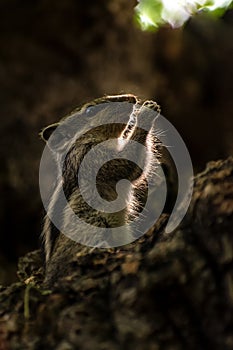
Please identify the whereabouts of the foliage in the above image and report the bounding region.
[135,0,233,30]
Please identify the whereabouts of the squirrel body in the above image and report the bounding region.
[40,94,174,281]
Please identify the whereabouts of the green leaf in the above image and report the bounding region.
[134,0,233,31]
[135,0,163,31]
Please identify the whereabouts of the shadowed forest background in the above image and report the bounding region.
[0,0,232,285]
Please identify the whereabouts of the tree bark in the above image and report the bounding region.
[0,157,232,350]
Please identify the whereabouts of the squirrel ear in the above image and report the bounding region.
[39,123,59,142]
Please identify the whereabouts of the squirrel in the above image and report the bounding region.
[40,94,177,283]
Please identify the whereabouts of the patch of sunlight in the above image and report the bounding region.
[135,0,233,30]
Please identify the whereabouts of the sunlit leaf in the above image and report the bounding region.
[135,0,163,31]
[134,0,233,31]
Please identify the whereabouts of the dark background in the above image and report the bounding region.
[0,0,232,284]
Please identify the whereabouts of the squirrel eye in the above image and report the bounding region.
[85,104,95,114]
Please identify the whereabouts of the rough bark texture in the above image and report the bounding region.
[0,157,232,350]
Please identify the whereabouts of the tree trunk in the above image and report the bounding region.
[0,157,232,350]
